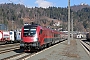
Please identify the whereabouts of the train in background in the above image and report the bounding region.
[86,32,90,42]
[20,24,67,51]
[0,30,21,44]
[10,30,21,43]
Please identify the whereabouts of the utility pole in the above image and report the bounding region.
[12,20,14,30]
[71,12,73,40]
[1,5,3,24]
[2,6,4,24]
[68,0,70,44]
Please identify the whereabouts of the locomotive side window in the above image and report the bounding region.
[39,29,43,35]
[54,34,55,37]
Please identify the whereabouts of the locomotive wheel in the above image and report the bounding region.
[11,41,14,43]
[47,43,51,47]
[52,41,55,45]
[44,44,47,48]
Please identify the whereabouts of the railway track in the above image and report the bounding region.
[80,40,90,56]
[83,40,90,46]
[0,39,66,60]
[1,51,38,60]
[0,43,20,54]
[1,52,30,60]
[0,46,20,54]
[0,43,20,48]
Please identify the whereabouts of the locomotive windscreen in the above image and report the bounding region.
[23,25,37,36]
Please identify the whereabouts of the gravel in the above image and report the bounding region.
[27,39,90,60]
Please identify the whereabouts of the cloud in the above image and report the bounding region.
[8,0,18,3]
[35,0,53,8]
[0,0,18,4]
[8,0,24,4]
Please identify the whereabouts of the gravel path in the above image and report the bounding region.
[27,39,90,60]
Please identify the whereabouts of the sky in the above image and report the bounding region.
[0,0,90,8]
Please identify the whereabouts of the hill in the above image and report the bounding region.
[0,3,90,32]
[71,4,90,12]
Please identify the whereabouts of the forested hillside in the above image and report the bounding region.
[0,3,90,31]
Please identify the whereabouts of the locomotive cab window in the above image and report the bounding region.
[23,26,37,36]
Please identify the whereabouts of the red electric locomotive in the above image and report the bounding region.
[20,24,62,51]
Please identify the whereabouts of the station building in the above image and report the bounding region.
[0,24,7,30]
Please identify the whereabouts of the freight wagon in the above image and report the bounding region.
[0,30,10,44]
[0,30,21,44]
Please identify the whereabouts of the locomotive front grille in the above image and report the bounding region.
[24,42,40,47]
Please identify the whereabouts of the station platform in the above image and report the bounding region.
[27,39,90,60]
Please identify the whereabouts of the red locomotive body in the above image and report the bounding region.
[21,24,63,51]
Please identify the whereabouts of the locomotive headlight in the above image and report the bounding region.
[34,38,38,42]
[34,32,38,42]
